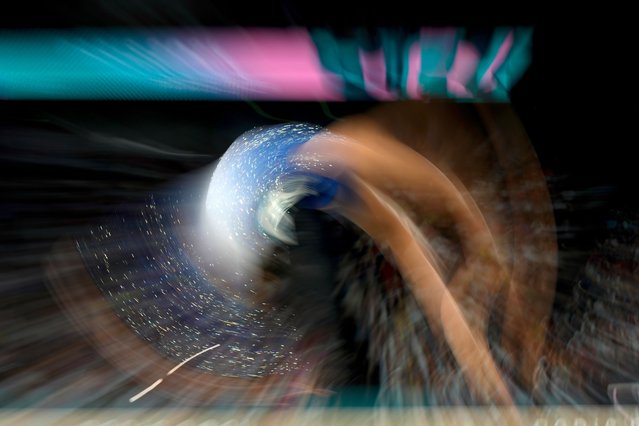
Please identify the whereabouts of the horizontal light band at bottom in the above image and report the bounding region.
[2,407,638,425]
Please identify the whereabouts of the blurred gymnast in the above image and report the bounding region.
[46,101,555,409]
[244,101,556,404]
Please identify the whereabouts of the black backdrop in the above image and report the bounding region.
[0,2,634,407]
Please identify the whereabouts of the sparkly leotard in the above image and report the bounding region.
[205,123,340,250]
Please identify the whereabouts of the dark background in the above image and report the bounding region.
[1,1,634,407]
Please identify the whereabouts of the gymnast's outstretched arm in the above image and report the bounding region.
[318,174,512,404]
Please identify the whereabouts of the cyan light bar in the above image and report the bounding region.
[0,28,531,100]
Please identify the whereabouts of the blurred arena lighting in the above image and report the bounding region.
[0,28,531,100]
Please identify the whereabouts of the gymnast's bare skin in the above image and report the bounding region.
[296,101,556,404]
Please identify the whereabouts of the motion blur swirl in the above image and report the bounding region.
[37,101,639,418]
